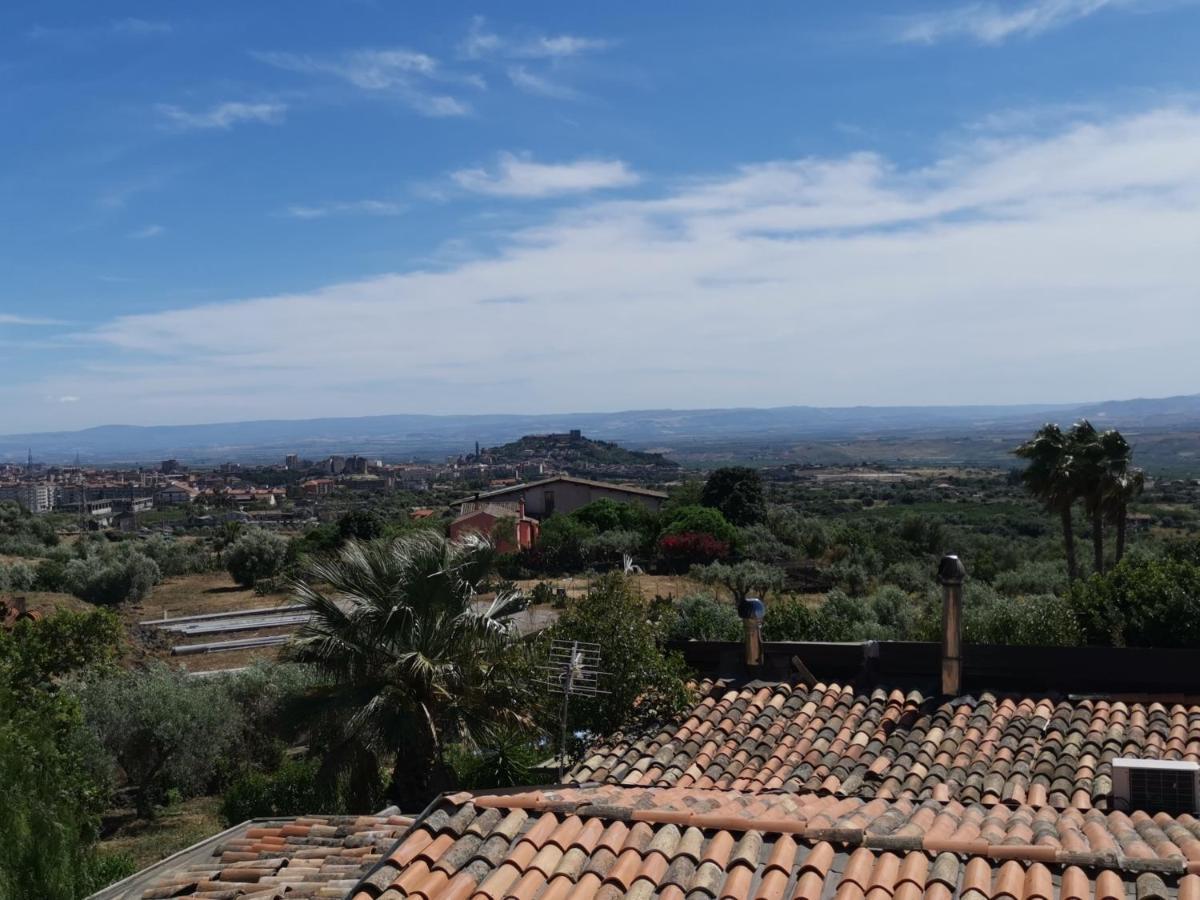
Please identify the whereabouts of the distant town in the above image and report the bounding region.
[0,429,678,531]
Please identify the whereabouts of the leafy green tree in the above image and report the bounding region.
[337,508,385,543]
[1068,554,1200,647]
[63,553,160,606]
[571,498,656,535]
[701,466,767,526]
[582,529,645,567]
[0,612,124,900]
[1014,424,1083,582]
[763,595,818,641]
[690,560,785,604]
[284,532,531,809]
[667,594,742,641]
[77,665,242,819]
[536,515,595,572]
[220,758,330,826]
[225,528,288,587]
[548,573,690,741]
[661,505,738,546]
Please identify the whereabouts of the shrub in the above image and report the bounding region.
[548,573,690,739]
[868,585,919,637]
[815,590,877,641]
[658,533,730,571]
[736,523,790,563]
[535,516,595,572]
[1068,555,1200,647]
[763,596,818,641]
[970,593,1081,646]
[829,560,870,596]
[667,594,742,641]
[690,561,786,603]
[582,529,644,567]
[220,758,328,826]
[63,553,161,606]
[225,529,288,587]
[79,851,138,896]
[993,561,1069,597]
[881,560,930,594]
[77,665,242,818]
[2,561,36,591]
[446,726,542,791]
[571,498,656,535]
[337,509,385,543]
[661,505,738,546]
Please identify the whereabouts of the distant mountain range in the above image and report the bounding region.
[5,393,1200,467]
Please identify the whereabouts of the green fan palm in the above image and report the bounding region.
[1014,423,1082,582]
[283,530,529,810]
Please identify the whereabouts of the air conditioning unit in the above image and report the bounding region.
[1111,758,1200,814]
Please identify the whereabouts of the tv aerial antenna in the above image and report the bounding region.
[541,639,607,781]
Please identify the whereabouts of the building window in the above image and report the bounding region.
[543,490,555,515]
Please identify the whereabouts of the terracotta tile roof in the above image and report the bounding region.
[126,813,411,899]
[349,789,1200,900]
[573,680,1200,811]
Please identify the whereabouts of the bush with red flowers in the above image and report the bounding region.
[658,532,730,571]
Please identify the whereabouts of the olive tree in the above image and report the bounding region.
[225,528,288,587]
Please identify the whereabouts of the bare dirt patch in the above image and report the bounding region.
[125,571,291,623]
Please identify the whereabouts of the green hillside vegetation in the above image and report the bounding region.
[477,432,678,470]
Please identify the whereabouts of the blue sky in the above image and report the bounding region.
[2,0,1200,432]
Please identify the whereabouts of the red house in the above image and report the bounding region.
[449,501,539,554]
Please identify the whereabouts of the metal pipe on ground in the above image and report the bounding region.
[171,635,290,656]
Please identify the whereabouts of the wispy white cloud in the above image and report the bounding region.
[157,101,287,131]
[19,106,1200,429]
[129,224,165,239]
[507,66,579,100]
[284,200,406,219]
[460,17,609,59]
[451,153,640,198]
[0,314,65,326]
[56,395,80,404]
[897,0,1154,44]
[28,17,173,43]
[254,48,473,117]
[110,18,173,37]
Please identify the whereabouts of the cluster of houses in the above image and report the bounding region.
[448,475,667,552]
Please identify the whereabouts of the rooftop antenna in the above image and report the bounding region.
[541,639,607,781]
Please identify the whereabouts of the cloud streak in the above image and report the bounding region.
[897,0,1148,44]
[157,101,287,131]
[460,17,609,59]
[506,66,580,100]
[15,106,1200,428]
[284,200,406,219]
[451,153,640,198]
[0,315,64,327]
[254,48,473,117]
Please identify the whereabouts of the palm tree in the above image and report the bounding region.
[284,531,530,809]
[1094,428,1143,566]
[1071,423,1141,575]
[1014,424,1081,582]
[1068,420,1108,576]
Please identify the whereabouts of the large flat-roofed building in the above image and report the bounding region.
[456,475,667,519]
[0,482,56,513]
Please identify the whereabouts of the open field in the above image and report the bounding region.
[128,571,291,622]
[98,796,224,870]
